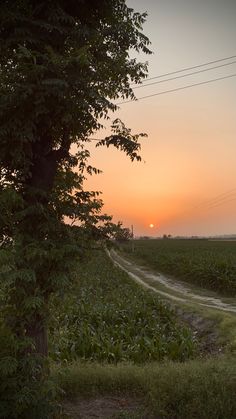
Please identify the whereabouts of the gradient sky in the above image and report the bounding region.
[86,0,236,237]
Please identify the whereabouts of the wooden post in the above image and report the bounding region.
[131,224,134,252]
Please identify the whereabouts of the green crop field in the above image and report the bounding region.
[121,239,236,296]
[49,250,195,364]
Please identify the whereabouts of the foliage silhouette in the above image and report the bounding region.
[0,0,150,416]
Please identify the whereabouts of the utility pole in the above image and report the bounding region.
[131,224,134,252]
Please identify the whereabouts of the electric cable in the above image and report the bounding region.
[117,73,236,105]
[132,60,236,90]
[131,54,236,85]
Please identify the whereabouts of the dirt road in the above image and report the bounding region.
[108,249,236,314]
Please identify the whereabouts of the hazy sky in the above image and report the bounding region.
[87,0,236,237]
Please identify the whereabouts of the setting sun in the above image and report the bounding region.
[85,0,236,238]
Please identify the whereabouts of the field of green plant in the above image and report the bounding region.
[121,239,236,295]
[49,250,196,363]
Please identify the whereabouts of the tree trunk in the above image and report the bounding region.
[22,146,58,357]
[22,140,69,357]
[26,318,48,357]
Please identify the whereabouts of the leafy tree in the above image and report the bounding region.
[0,0,150,416]
[104,221,133,242]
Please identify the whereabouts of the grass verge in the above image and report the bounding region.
[183,304,236,353]
[52,356,236,419]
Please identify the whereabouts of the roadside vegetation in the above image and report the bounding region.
[48,248,236,418]
[49,250,196,364]
[1,245,236,418]
[53,357,236,419]
[120,239,236,295]
[47,247,236,418]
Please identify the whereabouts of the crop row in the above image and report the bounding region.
[121,239,236,295]
[49,250,195,363]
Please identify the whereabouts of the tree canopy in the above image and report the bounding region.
[0,1,150,416]
[0,0,150,186]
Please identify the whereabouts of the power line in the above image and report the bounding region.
[206,196,236,210]
[172,194,236,230]
[117,73,236,105]
[191,188,236,210]
[89,71,236,140]
[175,188,236,220]
[87,57,236,139]
[131,54,236,85]
[132,60,236,90]
[198,193,236,210]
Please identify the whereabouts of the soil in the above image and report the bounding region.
[108,250,236,314]
[63,396,152,418]
[175,307,222,355]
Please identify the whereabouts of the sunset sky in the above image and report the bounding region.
[86,0,236,237]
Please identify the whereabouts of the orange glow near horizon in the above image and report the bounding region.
[84,0,236,237]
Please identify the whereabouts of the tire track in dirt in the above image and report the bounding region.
[108,249,236,314]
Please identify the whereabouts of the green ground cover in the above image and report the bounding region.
[53,356,236,419]
[121,239,236,295]
[49,250,236,417]
[2,246,235,418]
[49,250,195,364]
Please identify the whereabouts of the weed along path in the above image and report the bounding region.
[108,249,236,314]
[60,250,236,418]
[108,249,236,355]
